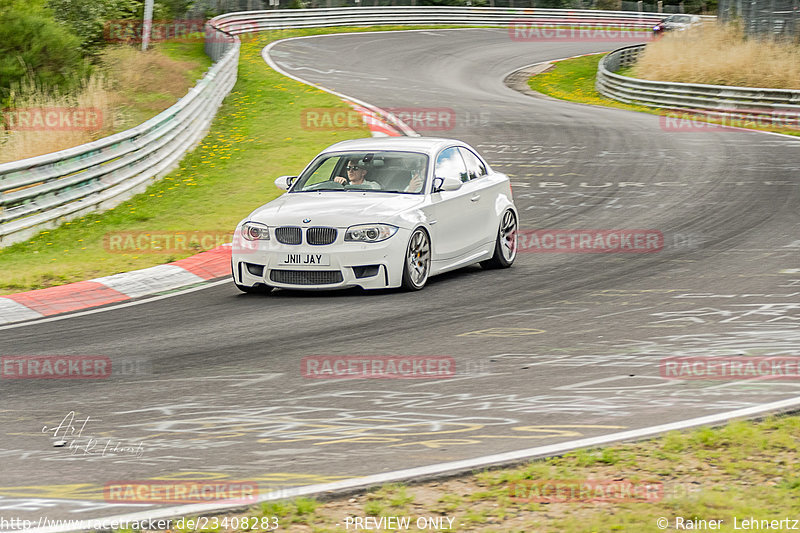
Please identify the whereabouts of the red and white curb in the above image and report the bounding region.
[0,245,232,326]
[346,100,404,137]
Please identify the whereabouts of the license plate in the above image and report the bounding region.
[280,253,330,266]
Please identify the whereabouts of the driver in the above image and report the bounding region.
[334,159,381,189]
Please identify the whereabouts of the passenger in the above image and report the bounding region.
[404,160,425,193]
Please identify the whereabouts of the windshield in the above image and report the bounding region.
[668,15,692,23]
[291,151,429,194]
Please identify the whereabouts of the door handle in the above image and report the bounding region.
[470,194,480,202]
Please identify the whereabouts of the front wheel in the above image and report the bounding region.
[481,209,517,269]
[401,228,431,291]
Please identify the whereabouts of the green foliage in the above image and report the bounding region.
[662,0,717,14]
[0,9,89,102]
[46,0,137,55]
[0,0,48,14]
[293,497,318,515]
[363,500,384,516]
[45,0,192,55]
[418,0,486,5]
[157,0,194,18]
[260,501,293,517]
[536,0,569,7]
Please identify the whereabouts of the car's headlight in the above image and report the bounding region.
[344,224,398,243]
[242,222,270,241]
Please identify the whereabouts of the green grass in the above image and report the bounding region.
[528,54,653,113]
[528,53,800,138]
[102,40,213,134]
[157,36,214,83]
[169,415,800,532]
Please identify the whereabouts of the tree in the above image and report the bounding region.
[46,0,141,55]
[0,9,89,102]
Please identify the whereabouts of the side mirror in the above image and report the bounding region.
[432,176,463,192]
[274,175,297,190]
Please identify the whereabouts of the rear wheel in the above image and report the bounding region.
[401,228,431,290]
[481,209,517,269]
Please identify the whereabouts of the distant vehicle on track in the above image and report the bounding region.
[231,137,518,293]
[652,14,702,36]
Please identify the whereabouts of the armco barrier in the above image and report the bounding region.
[0,7,671,247]
[596,43,800,124]
[0,29,238,247]
[208,6,667,36]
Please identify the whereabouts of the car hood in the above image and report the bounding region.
[247,192,425,227]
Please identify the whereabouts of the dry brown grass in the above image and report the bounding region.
[0,44,202,164]
[0,73,114,164]
[101,45,199,105]
[633,23,800,89]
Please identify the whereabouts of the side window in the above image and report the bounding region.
[459,148,488,181]
[435,147,468,183]
[459,148,487,180]
[305,157,339,186]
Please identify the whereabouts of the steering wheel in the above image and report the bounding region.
[304,180,345,191]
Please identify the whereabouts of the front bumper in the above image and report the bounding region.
[232,228,410,290]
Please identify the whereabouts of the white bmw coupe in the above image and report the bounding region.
[231,137,517,292]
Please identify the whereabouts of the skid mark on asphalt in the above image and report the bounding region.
[458,327,545,337]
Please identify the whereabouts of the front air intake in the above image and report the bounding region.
[270,270,343,285]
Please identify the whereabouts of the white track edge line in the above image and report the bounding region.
[0,279,231,331]
[16,396,800,533]
[261,35,418,137]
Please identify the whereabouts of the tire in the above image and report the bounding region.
[401,228,431,291]
[481,209,517,269]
